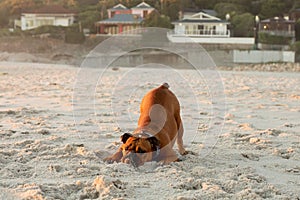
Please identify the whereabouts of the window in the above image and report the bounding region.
[26,20,34,28]
[37,19,53,26]
[198,25,204,30]
[111,11,116,18]
[143,10,148,18]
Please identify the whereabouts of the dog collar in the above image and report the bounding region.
[137,130,152,138]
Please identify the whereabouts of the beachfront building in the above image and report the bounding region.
[168,10,255,45]
[172,11,230,37]
[95,13,143,35]
[258,16,296,50]
[95,2,154,35]
[107,3,131,18]
[14,5,76,31]
[259,17,295,37]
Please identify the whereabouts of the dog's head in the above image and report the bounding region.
[120,133,160,167]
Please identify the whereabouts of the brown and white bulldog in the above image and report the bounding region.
[104,83,187,167]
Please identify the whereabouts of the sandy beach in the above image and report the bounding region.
[0,61,299,199]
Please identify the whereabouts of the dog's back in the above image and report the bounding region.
[139,83,179,120]
[137,83,180,143]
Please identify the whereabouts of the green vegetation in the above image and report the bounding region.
[296,19,300,41]
[260,0,286,19]
[143,11,172,28]
[259,32,294,45]
[292,41,300,52]
[65,29,85,44]
[231,13,255,37]
[25,25,67,39]
[292,41,300,61]
[214,3,247,19]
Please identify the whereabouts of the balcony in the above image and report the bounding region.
[170,29,230,38]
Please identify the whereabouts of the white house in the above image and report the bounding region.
[131,2,155,18]
[15,5,76,31]
[168,11,255,44]
[172,11,230,37]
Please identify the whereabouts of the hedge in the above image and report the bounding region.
[65,29,85,44]
[258,32,293,45]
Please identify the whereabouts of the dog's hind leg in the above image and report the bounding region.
[175,114,187,155]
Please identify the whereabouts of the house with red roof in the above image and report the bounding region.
[15,5,77,31]
[95,2,155,35]
[107,3,132,18]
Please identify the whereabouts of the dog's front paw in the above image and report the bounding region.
[103,156,119,164]
[158,157,180,165]
[179,149,188,156]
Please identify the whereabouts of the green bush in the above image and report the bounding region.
[0,28,23,37]
[143,11,172,28]
[231,13,255,37]
[292,41,300,53]
[292,41,300,62]
[296,19,300,41]
[78,9,101,33]
[258,32,293,45]
[0,28,10,37]
[65,29,85,44]
[25,25,66,40]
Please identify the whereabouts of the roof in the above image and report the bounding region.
[132,2,153,9]
[108,3,129,11]
[174,12,228,24]
[97,14,143,24]
[261,17,295,23]
[183,8,217,17]
[23,5,76,14]
[173,19,229,24]
[202,9,217,17]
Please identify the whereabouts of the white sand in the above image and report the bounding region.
[0,62,299,199]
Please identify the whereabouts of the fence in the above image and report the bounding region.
[233,50,295,63]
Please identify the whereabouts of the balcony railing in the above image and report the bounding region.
[170,29,230,37]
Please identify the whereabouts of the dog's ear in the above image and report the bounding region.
[147,136,160,148]
[121,133,133,144]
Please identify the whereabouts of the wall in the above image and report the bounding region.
[168,33,254,44]
[233,50,295,63]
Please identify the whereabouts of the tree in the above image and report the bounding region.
[143,11,172,28]
[231,12,255,37]
[194,0,218,9]
[0,8,9,28]
[296,19,300,41]
[160,0,181,21]
[78,8,101,33]
[2,0,37,15]
[260,0,285,18]
[214,3,247,19]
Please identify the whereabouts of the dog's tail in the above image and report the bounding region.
[161,82,169,89]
